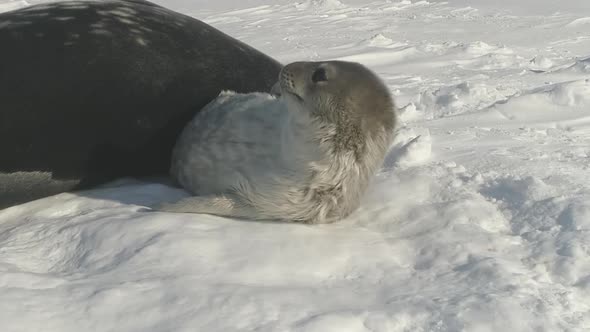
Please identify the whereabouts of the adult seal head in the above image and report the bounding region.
[0,0,282,209]
[160,61,397,224]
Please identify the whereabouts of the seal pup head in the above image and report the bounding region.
[278,61,396,158]
[272,61,397,222]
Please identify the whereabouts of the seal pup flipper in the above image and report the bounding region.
[156,195,261,220]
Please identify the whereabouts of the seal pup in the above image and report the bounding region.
[0,0,281,209]
[160,61,397,224]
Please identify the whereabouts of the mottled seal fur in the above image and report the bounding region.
[0,0,281,209]
[161,61,397,224]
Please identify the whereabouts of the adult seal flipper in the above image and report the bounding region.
[0,0,282,209]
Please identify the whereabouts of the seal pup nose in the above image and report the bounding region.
[279,62,309,101]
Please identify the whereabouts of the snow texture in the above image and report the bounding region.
[1,0,590,331]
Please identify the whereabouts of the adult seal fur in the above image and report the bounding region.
[0,0,282,209]
[161,61,397,224]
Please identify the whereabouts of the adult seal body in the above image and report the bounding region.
[0,0,282,209]
[161,61,397,224]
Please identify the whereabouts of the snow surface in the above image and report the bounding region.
[1,0,590,331]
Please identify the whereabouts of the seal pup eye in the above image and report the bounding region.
[311,68,328,83]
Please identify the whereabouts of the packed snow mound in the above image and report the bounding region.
[546,79,590,107]
[385,127,432,168]
[365,33,394,48]
[0,0,28,13]
[336,46,420,66]
[458,41,498,55]
[415,82,506,117]
[528,55,554,71]
[563,56,590,73]
[566,17,590,27]
[295,0,345,10]
[397,102,422,122]
[493,79,590,115]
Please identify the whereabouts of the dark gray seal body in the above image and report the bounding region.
[0,0,282,209]
[160,61,397,224]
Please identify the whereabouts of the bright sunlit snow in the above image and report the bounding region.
[1,0,589,331]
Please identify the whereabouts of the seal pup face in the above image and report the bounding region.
[278,61,396,155]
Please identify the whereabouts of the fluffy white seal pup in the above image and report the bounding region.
[159,61,397,224]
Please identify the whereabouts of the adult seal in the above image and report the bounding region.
[160,61,397,224]
[0,0,282,209]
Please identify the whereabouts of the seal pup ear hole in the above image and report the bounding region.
[311,67,329,83]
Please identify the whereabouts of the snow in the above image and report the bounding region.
[1,0,590,331]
